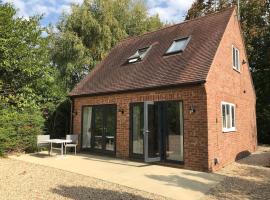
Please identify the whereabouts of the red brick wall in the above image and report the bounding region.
[72,85,209,171]
[72,9,257,172]
[206,9,257,171]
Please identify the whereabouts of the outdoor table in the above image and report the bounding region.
[45,139,72,156]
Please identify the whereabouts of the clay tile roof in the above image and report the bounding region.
[69,7,235,97]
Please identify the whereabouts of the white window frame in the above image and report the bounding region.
[221,101,236,132]
[165,36,190,55]
[128,46,151,63]
[232,45,240,72]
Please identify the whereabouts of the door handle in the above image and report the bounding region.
[144,130,150,135]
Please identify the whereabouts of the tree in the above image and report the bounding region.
[50,0,163,91]
[186,0,270,144]
[0,3,65,109]
[0,3,64,154]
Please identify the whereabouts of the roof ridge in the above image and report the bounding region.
[120,6,236,43]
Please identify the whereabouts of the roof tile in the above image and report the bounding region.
[70,7,235,96]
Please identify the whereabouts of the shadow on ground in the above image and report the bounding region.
[145,147,270,200]
[145,172,223,194]
[81,153,150,167]
[51,185,153,200]
[204,146,270,200]
[206,175,270,200]
[30,152,51,158]
[236,151,270,167]
[235,150,251,161]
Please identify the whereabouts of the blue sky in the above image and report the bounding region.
[3,0,195,26]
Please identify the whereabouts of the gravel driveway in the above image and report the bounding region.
[0,145,269,200]
[203,145,270,200]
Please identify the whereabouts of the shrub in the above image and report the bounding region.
[0,106,44,156]
[45,99,71,139]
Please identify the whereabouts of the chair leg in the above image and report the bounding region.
[65,146,66,155]
[50,142,52,155]
[74,146,76,155]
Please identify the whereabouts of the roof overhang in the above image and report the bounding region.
[69,80,206,98]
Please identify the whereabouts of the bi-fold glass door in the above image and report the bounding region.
[130,102,161,161]
[130,101,184,163]
[82,104,116,154]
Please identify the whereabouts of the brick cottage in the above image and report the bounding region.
[69,7,257,172]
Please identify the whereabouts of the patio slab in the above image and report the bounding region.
[10,152,223,200]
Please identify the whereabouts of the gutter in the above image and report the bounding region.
[68,80,206,98]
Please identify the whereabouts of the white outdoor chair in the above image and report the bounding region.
[65,134,78,155]
[37,135,50,153]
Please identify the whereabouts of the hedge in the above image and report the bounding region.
[0,106,44,156]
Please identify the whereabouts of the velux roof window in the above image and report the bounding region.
[128,47,150,63]
[166,37,190,55]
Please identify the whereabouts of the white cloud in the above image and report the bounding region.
[147,0,196,23]
[2,0,195,25]
[3,0,83,18]
[8,0,28,17]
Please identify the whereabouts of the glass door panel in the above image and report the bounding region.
[131,104,144,155]
[93,107,103,150]
[166,101,184,162]
[82,106,92,148]
[147,103,160,158]
[104,106,116,151]
[144,101,160,162]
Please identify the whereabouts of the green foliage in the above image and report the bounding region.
[0,102,44,155]
[0,1,164,154]
[186,0,270,144]
[50,31,92,92]
[0,3,66,106]
[186,0,237,20]
[45,99,71,139]
[48,0,163,138]
[50,0,163,91]
[0,3,65,155]
[1,5,46,93]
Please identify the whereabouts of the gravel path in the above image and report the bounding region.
[203,145,270,200]
[1,146,269,200]
[0,159,168,200]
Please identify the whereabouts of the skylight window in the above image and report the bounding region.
[128,47,150,63]
[166,37,190,55]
